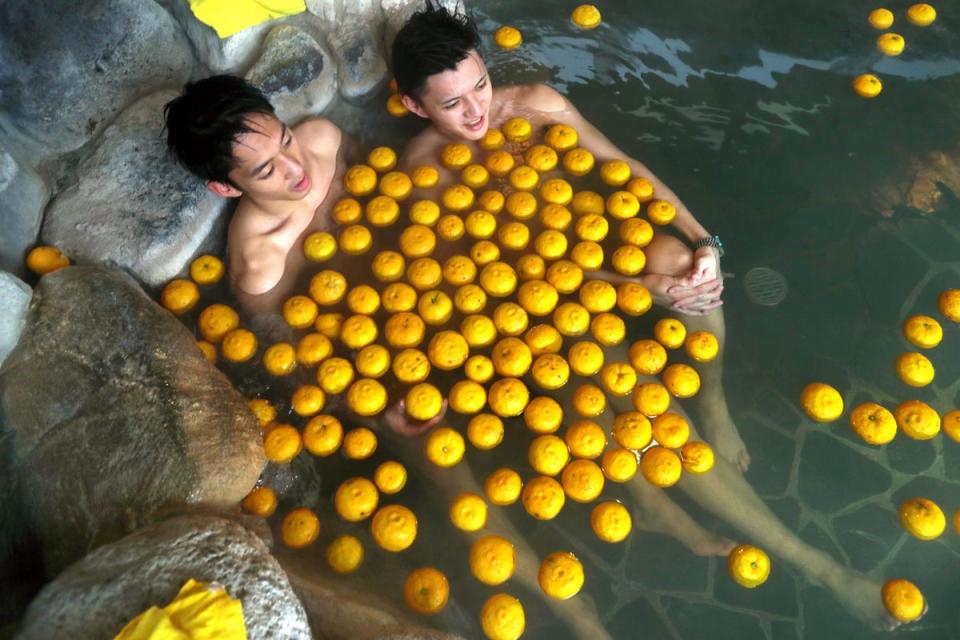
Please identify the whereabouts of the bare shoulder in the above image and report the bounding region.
[400,126,446,169]
[515,83,568,113]
[227,203,286,295]
[294,117,343,155]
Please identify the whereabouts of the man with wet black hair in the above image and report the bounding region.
[164,75,352,315]
[388,3,908,632]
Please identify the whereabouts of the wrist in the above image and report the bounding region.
[693,234,724,257]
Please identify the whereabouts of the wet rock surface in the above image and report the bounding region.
[0,148,48,277]
[0,267,264,572]
[41,91,229,287]
[0,0,194,163]
[0,273,30,367]
[246,25,338,124]
[17,515,310,640]
[307,0,389,101]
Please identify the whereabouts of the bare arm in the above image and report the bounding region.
[523,84,711,244]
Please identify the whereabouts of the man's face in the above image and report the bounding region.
[404,50,493,141]
[220,113,312,201]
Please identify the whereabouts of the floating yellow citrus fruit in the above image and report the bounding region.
[465,354,495,383]
[943,410,960,443]
[903,315,943,349]
[627,177,655,202]
[248,398,276,427]
[530,353,570,390]
[541,178,573,205]
[601,447,639,482]
[189,254,224,285]
[607,191,640,220]
[565,419,607,459]
[365,196,400,228]
[539,552,584,600]
[652,412,691,448]
[303,414,343,456]
[263,342,297,376]
[523,396,564,433]
[899,497,946,540]
[333,198,362,224]
[367,145,396,172]
[528,434,570,476]
[525,145,559,172]
[386,93,409,116]
[488,378,530,417]
[868,8,894,29]
[467,413,504,450]
[450,492,488,531]
[342,426,378,460]
[728,544,771,588]
[461,314,497,349]
[632,382,671,417]
[334,477,379,522]
[628,339,668,375]
[503,117,533,143]
[221,328,257,363]
[877,32,905,56]
[509,166,540,192]
[339,314,378,350]
[646,199,676,225]
[370,504,417,552]
[590,312,626,346]
[680,441,715,474]
[327,535,364,575]
[571,190,604,216]
[441,142,472,170]
[283,295,318,329]
[480,128,506,150]
[346,378,388,417]
[852,74,883,98]
[303,231,337,263]
[471,535,516,585]
[522,476,566,520]
[281,507,320,549]
[382,282,417,313]
[485,467,523,505]
[544,124,578,151]
[26,245,70,275]
[572,383,606,417]
[355,344,391,378]
[291,384,325,416]
[455,285,487,316]
[570,240,604,271]
[619,218,654,249]
[640,446,682,487]
[907,3,936,26]
[404,567,449,615]
[561,459,605,503]
[479,189,506,213]
[799,382,844,422]
[612,412,652,450]
[316,356,354,394]
[314,312,343,338]
[685,331,720,362]
[198,303,239,343]
[419,289,454,325]
[568,340,605,377]
[480,593,525,640]
[882,579,925,622]
[344,164,378,196]
[575,214,608,243]
[553,301,590,337]
[242,486,277,517]
[895,351,934,387]
[405,382,444,421]
[399,224,437,258]
[425,427,466,468]
[309,270,348,306]
[571,4,602,28]
[517,279,560,316]
[380,171,413,200]
[848,402,897,445]
[161,279,200,315]
[373,460,407,495]
[939,289,960,321]
[384,312,425,349]
[563,147,595,176]
[662,363,701,398]
[296,332,332,367]
[591,501,632,542]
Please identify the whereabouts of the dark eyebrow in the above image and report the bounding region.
[250,124,288,177]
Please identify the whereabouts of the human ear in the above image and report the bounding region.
[400,94,429,119]
[207,181,243,198]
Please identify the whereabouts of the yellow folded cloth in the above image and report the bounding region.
[189,0,307,39]
[114,579,247,640]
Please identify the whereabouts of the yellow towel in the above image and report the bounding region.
[114,579,247,640]
[189,0,307,39]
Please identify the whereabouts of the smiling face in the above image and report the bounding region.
[402,50,493,141]
[212,112,312,202]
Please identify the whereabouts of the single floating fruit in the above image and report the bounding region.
[868,8,895,29]
[877,32,905,56]
[852,74,883,98]
[895,351,934,387]
[728,544,771,588]
[849,402,897,445]
[898,497,946,540]
[906,3,936,27]
[571,4,602,29]
[538,552,584,600]
[494,25,523,49]
[902,314,943,348]
[799,382,844,422]
[404,567,449,615]
[882,579,925,622]
[480,593,525,640]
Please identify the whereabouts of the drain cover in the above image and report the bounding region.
[743,267,787,306]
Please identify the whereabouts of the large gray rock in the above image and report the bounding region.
[0,267,265,572]
[0,148,48,277]
[307,0,389,101]
[381,0,459,61]
[163,0,276,74]
[246,25,338,124]
[0,0,195,163]
[17,515,311,640]
[41,91,230,287]
[0,272,30,367]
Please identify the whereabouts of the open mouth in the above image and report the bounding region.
[464,115,485,132]
[292,174,311,192]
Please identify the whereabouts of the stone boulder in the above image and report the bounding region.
[17,515,311,640]
[0,273,30,367]
[381,0,459,62]
[306,0,389,101]
[0,267,265,572]
[0,148,48,277]
[162,0,276,74]
[246,25,338,124]
[41,91,230,287]
[0,0,194,164]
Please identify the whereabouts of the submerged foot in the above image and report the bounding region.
[701,407,751,473]
[824,569,920,632]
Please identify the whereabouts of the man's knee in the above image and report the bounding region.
[644,234,693,277]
